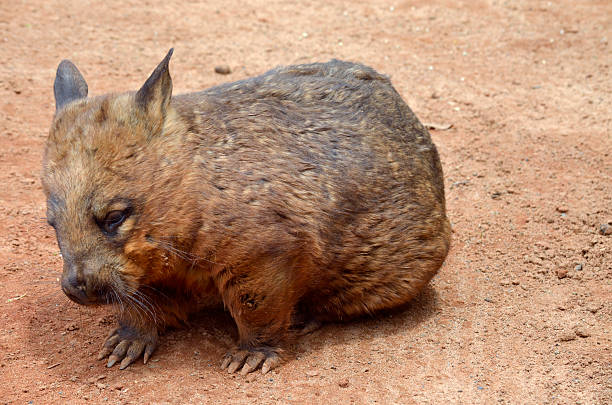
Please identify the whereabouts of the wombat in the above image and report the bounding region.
[43,49,451,374]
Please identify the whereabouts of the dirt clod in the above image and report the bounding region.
[574,327,591,338]
[557,331,576,342]
[587,303,602,314]
[214,65,231,75]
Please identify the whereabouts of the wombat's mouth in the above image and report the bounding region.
[60,278,114,306]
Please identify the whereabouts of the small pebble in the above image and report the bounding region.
[556,268,568,279]
[525,255,543,266]
[214,65,231,75]
[574,264,583,271]
[600,223,612,236]
[574,327,590,338]
[306,370,319,377]
[557,331,576,342]
[96,382,107,390]
[66,323,79,331]
[338,378,349,388]
[587,303,601,314]
[556,206,568,213]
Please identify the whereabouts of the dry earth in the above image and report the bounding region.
[0,0,610,403]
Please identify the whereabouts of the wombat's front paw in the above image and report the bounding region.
[221,346,283,375]
[97,326,158,369]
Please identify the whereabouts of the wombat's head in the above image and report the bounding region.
[43,49,194,306]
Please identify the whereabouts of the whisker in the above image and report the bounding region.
[109,285,123,315]
[124,294,147,325]
[147,236,224,266]
[122,285,160,327]
[140,285,172,303]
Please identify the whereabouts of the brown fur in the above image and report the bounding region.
[43,50,451,373]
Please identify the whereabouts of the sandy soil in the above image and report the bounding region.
[0,0,610,403]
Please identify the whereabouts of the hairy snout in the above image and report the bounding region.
[60,255,109,305]
[60,263,92,305]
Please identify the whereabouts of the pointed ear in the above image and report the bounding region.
[54,60,88,111]
[135,48,174,120]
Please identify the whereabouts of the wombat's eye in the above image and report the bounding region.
[102,210,128,235]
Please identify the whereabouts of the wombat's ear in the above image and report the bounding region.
[54,60,88,112]
[135,48,173,121]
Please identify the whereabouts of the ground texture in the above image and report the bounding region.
[0,0,610,403]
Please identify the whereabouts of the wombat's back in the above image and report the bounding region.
[175,59,444,198]
[174,59,450,320]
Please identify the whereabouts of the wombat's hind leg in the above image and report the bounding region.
[97,325,158,370]
[296,319,322,336]
[221,346,282,375]
[290,310,323,336]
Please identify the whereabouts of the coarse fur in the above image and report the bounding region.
[42,49,451,374]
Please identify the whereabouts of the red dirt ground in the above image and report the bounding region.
[0,0,610,403]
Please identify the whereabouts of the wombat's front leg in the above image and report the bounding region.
[97,322,158,369]
[97,290,177,369]
[217,264,297,374]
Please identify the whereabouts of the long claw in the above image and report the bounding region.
[227,351,249,374]
[107,340,130,367]
[119,341,146,370]
[220,353,233,370]
[97,346,114,361]
[240,352,266,375]
[107,355,119,368]
[261,352,281,374]
[99,333,122,360]
[143,343,155,364]
[112,339,131,357]
[119,355,135,370]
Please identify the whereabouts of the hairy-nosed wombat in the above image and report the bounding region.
[43,49,451,374]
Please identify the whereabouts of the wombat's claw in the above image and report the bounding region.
[97,327,157,370]
[220,348,281,375]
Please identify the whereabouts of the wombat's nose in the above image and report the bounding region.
[66,272,82,289]
[60,270,89,305]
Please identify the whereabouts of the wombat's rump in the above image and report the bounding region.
[42,49,451,374]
